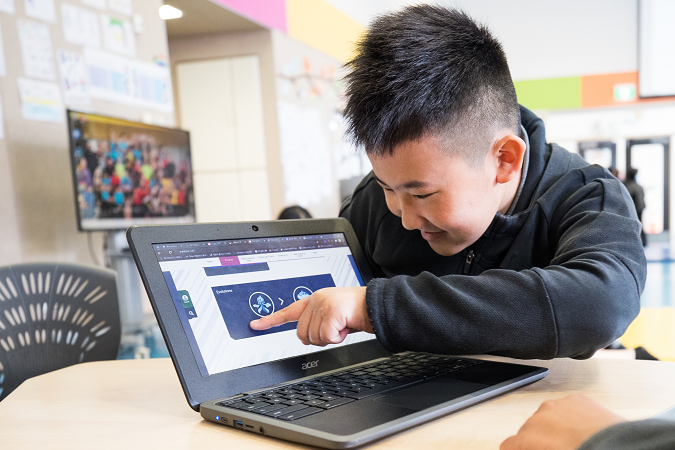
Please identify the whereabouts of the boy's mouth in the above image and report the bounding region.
[421,229,444,241]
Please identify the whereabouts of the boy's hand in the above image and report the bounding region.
[500,395,626,450]
[249,286,373,346]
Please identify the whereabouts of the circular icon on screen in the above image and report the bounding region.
[292,286,313,302]
[249,292,275,317]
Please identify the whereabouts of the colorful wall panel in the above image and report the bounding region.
[210,0,287,33]
[581,72,638,108]
[210,0,674,112]
[211,0,364,63]
[514,77,581,111]
[286,0,365,62]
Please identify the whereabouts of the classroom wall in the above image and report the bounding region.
[323,0,638,81]
[0,0,175,266]
[271,30,368,218]
[168,29,285,219]
[0,118,22,262]
[224,0,670,112]
[176,55,272,223]
[322,0,656,112]
[219,0,639,82]
[168,25,372,220]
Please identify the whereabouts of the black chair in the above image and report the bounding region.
[0,263,121,401]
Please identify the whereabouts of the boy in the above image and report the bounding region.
[252,5,646,360]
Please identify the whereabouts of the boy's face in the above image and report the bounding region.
[370,134,505,257]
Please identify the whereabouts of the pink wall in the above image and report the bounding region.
[210,0,287,33]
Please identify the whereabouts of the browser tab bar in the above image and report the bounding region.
[153,233,348,262]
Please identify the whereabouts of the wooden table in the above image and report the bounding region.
[1,356,674,449]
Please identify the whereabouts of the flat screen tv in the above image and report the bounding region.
[68,110,196,231]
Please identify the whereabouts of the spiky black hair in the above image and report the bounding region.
[343,5,520,164]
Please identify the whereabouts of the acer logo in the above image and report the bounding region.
[302,360,319,370]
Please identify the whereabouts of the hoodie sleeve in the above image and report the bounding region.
[578,420,675,450]
[364,170,646,359]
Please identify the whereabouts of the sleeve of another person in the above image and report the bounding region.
[578,420,675,450]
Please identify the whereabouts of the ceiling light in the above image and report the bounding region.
[159,4,183,20]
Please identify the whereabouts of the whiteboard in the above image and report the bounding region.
[639,0,675,98]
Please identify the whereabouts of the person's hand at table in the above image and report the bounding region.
[500,394,626,450]
[249,286,373,346]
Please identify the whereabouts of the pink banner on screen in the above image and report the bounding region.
[210,0,287,33]
[219,256,241,266]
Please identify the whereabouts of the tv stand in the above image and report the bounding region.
[105,230,145,334]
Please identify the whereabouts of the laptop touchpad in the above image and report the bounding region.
[372,379,490,411]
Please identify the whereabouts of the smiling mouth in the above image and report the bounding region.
[420,230,444,241]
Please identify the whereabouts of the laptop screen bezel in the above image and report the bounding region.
[127,218,391,411]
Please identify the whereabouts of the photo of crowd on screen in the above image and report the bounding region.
[73,128,193,221]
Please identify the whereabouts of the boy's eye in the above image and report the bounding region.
[414,193,432,199]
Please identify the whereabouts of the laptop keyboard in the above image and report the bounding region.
[216,353,483,421]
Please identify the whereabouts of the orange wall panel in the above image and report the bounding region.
[581,72,638,108]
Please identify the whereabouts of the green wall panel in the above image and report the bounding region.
[514,77,581,110]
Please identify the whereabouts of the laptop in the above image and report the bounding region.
[127,218,548,449]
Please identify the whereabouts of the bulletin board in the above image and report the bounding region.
[0,0,175,264]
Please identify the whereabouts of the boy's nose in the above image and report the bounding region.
[400,206,425,231]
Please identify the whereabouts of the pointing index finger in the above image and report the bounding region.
[250,298,307,330]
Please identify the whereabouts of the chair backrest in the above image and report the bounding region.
[0,263,121,401]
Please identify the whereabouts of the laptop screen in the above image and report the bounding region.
[153,233,376,377]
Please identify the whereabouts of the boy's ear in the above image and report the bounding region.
[493,134,526,184]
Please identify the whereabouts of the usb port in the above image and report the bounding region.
[234,420,243,428]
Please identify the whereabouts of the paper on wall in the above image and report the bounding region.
[84,49,174,113]
[17,77,64,123]
[107,0,131,16]
[81,7,101,47]
[0,22,6,77]
[277,101,334,206]
[57,49,90,105]
[130,59,174,111]
[17,19,56,80]
[0,0,15,14]
[61,3,101,48]
[61,3,79,42]
[81,0,105,10]
[85,47,131,101]
[100,14,135,56]
[24,0,56,23]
